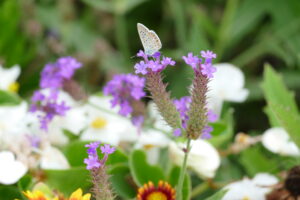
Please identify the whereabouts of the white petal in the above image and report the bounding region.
[136,129,171,147]
[0,65,20,90]
[169,140,221,178]
[222,173,278,200]
[252,173,278,186]
[262,127,300,156]
[80,129,121,146]
[40,145,70,170]
[0,151,28,185]
[207,63,249,107]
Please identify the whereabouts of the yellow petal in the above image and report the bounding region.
[69,188,83,199]
[82,193,91,200]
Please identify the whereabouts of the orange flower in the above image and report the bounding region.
[137,181,176,200]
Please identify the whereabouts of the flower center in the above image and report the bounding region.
[242,197,250,200]
[146,192,167,200]
[91,117,107,129]
[8,82,19,92]
[144,144,155,150]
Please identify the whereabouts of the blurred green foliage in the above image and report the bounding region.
[1,0,300,132]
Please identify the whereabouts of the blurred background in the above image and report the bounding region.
[1,0,300,134]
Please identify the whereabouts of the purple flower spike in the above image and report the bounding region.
[103,74,146,117]
[201,63,216,78]
[56,56,82,79]
[137,50,148,60]
[201,50,217,59]
[173,128,182,137]
[101,144,116,155]
[207,110,218,122]
[134,61,148,75]
[84,155,101,170]
[161,57,176,67]
[182,53,200,69]
[85,141,101,155]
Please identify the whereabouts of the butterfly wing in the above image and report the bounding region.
[137,23,162,55]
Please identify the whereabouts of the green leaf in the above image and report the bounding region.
[0,185,22,199]
[240,146,278,176]
[62,141,90,167]
[109,164,136,199]
[0,90,21,105]
[18,175,33,199]
[262,64,300,147]
[168,166,191,200]
[269,102,300,148]
[129,150,165,186]
[262,64,298,111]
[261,64,299,125]
[204,189,228,200]
[44,167,91,195]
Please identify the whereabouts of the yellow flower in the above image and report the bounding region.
[69,188,91,200]
[23,190,58,200]
[23,188,90,200]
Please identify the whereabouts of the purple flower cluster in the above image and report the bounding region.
[173,96,218,139]
[40,57,82,89]
[30,57,82,130]
[134,50,176,74]
[30,90,70,130]
[183,50,217,78]
[103,74,146,117]
[84,142,115,170]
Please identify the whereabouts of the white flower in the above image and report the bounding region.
[262,127,300,156]
[40,144,70,170]
[207,63,249,114]
[27,89,87,146]
[0,102,28,148]
[0,65,20,92]
[148,102,172,133]
[80,96,137,146]
[222,173,278,200]
[135,129,171,164]
[169,140,221,178]
[0,151,28,185]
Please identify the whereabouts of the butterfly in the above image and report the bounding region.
[137,23,162,55]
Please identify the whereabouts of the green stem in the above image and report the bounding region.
[176,138,191,200]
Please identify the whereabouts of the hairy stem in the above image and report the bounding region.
[91,166,114,200]
[146,71,182,129]
[187,71,208,139]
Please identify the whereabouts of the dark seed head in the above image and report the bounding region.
[285,165,300,196]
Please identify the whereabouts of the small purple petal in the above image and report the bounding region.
[84,155,101,170]
[173,128,182,137]
[200,50,217,59]
[100,144,116,155]
[207,110,218,122]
